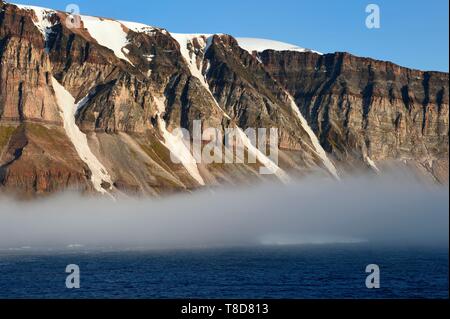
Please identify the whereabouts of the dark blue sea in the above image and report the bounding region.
[0,244,447,299]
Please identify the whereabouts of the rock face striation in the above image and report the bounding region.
[258,50,449,182]
[0,1,448,197]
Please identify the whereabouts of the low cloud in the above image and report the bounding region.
[0,172,448,251]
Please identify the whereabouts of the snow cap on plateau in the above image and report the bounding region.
[236,38,322,55]
[13,3,56,43]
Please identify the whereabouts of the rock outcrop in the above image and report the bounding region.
[0,1,448,197]
[259,50,449,182]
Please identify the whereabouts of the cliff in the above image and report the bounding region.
[0,1,448,197]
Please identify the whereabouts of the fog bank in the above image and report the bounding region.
[0,172,448,251]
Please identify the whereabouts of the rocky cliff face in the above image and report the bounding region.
[0,3,92,197]
[0,1,448,197]
[259,51,449,182]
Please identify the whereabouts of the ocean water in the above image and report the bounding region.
[0,244,447,299]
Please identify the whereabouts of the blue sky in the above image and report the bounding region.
[11,0,449,71]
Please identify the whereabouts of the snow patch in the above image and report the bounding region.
[51,77,113,194]
[236,38,322,55]
[172,33,289,183]
[171,33,230,120]
[120,20,155,34]
[154,96,205,186]
[153,95,166,114]
[13,3,56,48]
[158,119,205,186]
[120,21,157,68]
[366,156,380,173]
[171,34,210,84]
[80,15,132,64]
[235,128,290,183]
[287,96,340,179]
[143,54,155,62]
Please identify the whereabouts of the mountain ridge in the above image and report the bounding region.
[7,1,449,73]
[0,1,448,198]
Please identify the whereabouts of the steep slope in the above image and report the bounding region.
[259,50,449,182]
[0,2,317,196]
[51,76,113,194]
[0,2,93,196]
[204,34,339,178]
[0,1,448,197]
